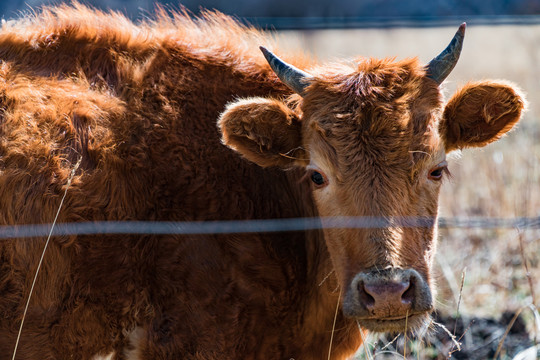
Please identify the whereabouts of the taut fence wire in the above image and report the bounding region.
[1,216,540,239]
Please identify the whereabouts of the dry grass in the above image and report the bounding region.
[275,24,540,358]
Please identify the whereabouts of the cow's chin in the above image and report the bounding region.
[355,313,431,334]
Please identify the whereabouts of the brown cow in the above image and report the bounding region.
[0,3,525,360]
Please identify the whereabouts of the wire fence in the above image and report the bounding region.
[1,216,540,239]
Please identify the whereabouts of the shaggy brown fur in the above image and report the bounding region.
[0,3,525,360]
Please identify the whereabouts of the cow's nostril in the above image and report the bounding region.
[401,281,415,305]
[357,281,375,309]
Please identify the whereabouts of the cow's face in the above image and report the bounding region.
[298,62,444,332]
[218,25,525,333]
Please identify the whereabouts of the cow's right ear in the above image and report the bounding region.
[440,81,526,152]
[218,97,306,168]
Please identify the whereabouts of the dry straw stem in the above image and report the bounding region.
[494,304,540,359]
[11,157,82,360]
[454,269,466,333]
[447,268,469,356]
[436,255,466,313]
[432,320,462,353]
[517,229,537,308]
[379,334,401,352]
[453,319,474,353]
[319,269,335,287]
[328,291,342,360]
[358,322,374,360]
[403,311,409,357]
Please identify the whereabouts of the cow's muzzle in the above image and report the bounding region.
[343,268,433,332]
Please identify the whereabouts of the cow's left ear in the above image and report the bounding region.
[218,97,306,168]
[440,81,526,152]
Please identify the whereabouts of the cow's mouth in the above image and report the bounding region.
[356,312,430,333]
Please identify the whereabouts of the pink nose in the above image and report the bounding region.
[344,268,433,319]
[360,279,414,317]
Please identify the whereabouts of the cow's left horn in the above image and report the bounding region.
[260,46,312,96]
[426,23,466,84]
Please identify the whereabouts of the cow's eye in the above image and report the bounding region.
[309,170,328,188]
[428,161,448,181]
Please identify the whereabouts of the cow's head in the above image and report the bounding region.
[218,24,525,333]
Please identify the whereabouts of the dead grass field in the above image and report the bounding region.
[276,24,540,359]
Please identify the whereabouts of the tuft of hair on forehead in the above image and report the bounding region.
[300,56,444,181]
[307,57,426,101]
[302,57,439,137]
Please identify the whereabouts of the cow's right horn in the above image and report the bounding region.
[260,46,312,96]
[426,23,466,84]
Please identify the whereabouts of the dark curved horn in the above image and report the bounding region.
[260,46,312,96]
[426,23,466,84]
